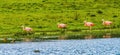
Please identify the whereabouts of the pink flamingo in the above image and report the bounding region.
[102,19,112,26]
[57,23,67,34]
[57,23,67,29]
[102,19,112,31]
[84,21,95,31]
[21,25,33,32]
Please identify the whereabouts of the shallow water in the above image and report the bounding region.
[0,38,120,55]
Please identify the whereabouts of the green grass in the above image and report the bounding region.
[0,0,120,35]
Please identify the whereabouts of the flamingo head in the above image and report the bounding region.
[21,25,25,28]
[57,23,60,25]
[84,20,87,23]
[102,19,104,21]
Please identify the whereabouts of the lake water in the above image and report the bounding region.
[0,38,120,55]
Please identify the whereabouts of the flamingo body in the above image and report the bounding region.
[57,23,67,29]
[84,22,94,27]
[103,21,112,26]
[21,26,32,32]
[23,27,32,32]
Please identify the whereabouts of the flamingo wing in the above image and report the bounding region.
[85,22,94,26]
[104,21,112,26]
[25,27,32,31]
[58,24,66,28]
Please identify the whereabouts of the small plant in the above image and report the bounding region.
[113,15,118,18]
[90,14,96,17]
[97,10,103,14]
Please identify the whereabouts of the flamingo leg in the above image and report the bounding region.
[109,26,112,33]
[89,26,92,32]
[61,29,64,34]
[104,26,107,32]
[26,31,30,36]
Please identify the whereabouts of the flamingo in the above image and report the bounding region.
[84,21,95,31]
[57,23,67,34]
[102,19,112,32]
[21,25,33,33]
[102,19,112,26]
[57,23,67,29]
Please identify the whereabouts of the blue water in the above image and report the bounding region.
[0,38,120,55]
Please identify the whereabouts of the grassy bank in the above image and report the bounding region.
[0,0,120,33]
[0,0,120,43]
[0,28,120,41]
[1,28,120,43]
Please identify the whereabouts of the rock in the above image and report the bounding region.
[34,50,40,53]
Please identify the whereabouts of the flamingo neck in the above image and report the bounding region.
[84,21,87,23]
[22,26,25,30]
[102,20,105,24]
[102,19,105,22]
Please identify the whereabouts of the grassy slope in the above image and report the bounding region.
[0,0,120,34]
